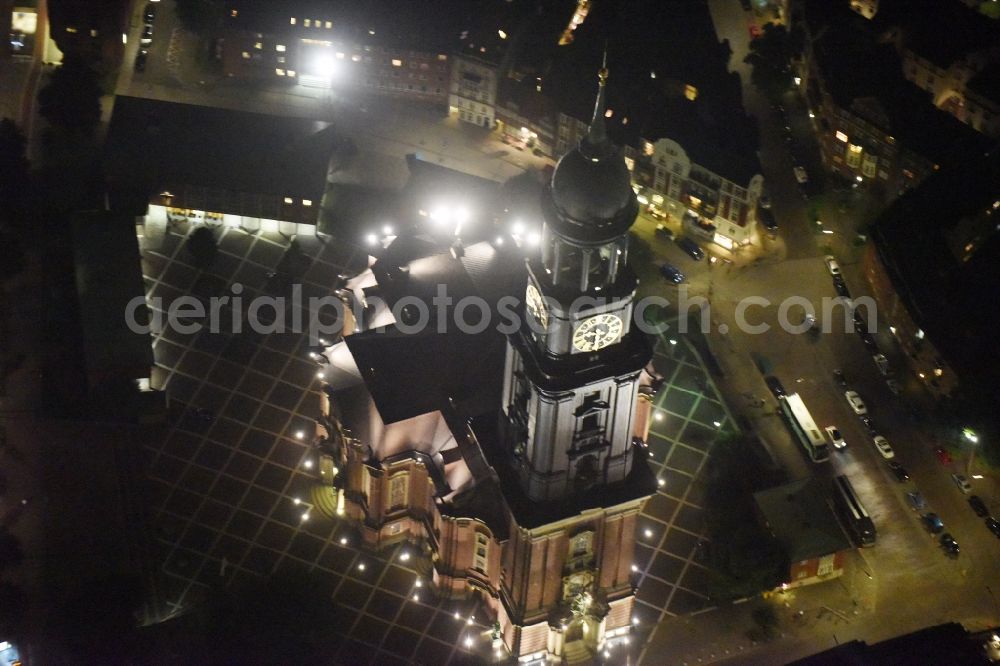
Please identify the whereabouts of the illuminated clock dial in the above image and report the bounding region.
[525,283,548,330]
[572,314,623,352]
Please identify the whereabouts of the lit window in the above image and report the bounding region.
[287,70,295,77]
[392,58,403,67]
[848,143,862,153]
[351,54,361,62]
[283,197,293,204]
[643,141,655,156]
[302,199,313,206]
[277,56,285,63]
[473,533,489,572]
[336,52,344,59]
[230,9,238,17]
[276,44,286,52]
[835,130,848,142]
[389,474,408,508]
[241,51,250,59]
[90,29,97,37]
[290,17,296,25]
[684,84,698,101]
[66,26,77,33]
[304,18,311,27]
[275,68,285,76]
[254,41,262,50]
[325,20,332,29]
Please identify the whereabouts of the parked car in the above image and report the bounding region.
[824,255,841,276]
[140,24,153,46]
[952,473,972,494]
[968,495,989,517]
[859,415,878,435]
[659,263,685,284]
[764,375,786,399]
[933,447,953,464]
[758,208,778,235]
[675,236,704,261]
[888,461,909,482]
[908,491,927,510]
[793,166,809,184]
[845,390,868,415]
[134,49,148,72]
[832,369,847,387]
[986,517,1000,539]
[873,353,890,376]
[825,425,846,449]
[885,378,901,395]
[921,512,944,532]
[873,435,895,459]
[144,3,157,21]
[655,224,673,239]
[940,532,960,556]
[833,275,850,297]
[860,331,879,353]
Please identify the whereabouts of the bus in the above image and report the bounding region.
[832,475,876,547]
[778,392,830,462]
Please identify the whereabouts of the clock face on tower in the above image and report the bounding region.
[525,283,548,330]
[572,314,623,352]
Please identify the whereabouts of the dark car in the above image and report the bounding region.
[134,49,148,72]
[859,415,878,435]
[764,375,786,399]
[940,532,960,556]
[758,208,778,235]
[860,331,880,353]
[144,3,157,21]
[969,495,989,517]
[921,512,943,532]
[833,275,850,297]
[655,224,674,239]
[675,236,705,261]
[659,263,685,284]
[833,369,848,387]
[888,461,909,482]
[986,517,1000,539]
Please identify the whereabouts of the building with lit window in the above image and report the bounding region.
[877,0,1000,138]
[449,52,499,128]
[318,69,658,661]
[220,1,454,107]
[864,147,1000,400]
[798,0,990,199]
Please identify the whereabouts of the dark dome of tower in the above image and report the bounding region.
[544,66,638,244]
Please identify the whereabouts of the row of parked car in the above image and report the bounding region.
[134,3,157,72]
[655,227,706,285]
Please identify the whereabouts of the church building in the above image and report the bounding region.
[315,65,660,661]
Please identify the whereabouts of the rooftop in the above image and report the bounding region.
[103,96,339,213]
[967,62,1000,106]
[876,0,1000,68]
[790,622,992,665]
[753,477,852,562]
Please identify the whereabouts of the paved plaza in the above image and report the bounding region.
[137,220,734,663]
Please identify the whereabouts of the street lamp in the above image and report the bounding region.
[964,428,980,477]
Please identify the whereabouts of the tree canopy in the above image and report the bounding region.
[37,56,103,136]
[175,0,223,34]
[743,23,803,103]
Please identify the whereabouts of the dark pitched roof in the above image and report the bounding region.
[754,477,851,561]
[344,232,523,425]
[967,62,1000,106]
[876,0,999,68]
[809,14,990,165]
[871,146,1000,402]
[104,96,338,207]
[790,622,991,665]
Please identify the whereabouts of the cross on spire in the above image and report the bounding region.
[584,48,612,156]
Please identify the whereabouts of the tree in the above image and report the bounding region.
[187,226,218,269]
[37,56,102,136]
[743,23,802,103]
[175,0,223,34]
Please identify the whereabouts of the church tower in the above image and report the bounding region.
[501,63,652,502]
[493,63,657,659]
